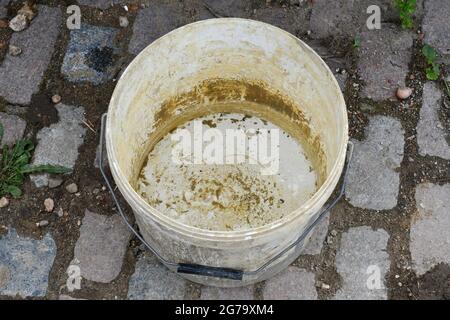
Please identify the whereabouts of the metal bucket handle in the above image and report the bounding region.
[99,113,354,281]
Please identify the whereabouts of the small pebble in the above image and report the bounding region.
[9,14,28,32]
[8,45,22,56]
[57,207,64,218]
[44,198,54,212]
[330,229,338,237]
[48,177,63,189]
[0,19,8,28]
[119,16,129,28]
[37,220,49,227]
[51,94,61,104]
[18,3,36,21]
[396,87,413,100]
[0,197,9,208]
[66,183,78,194]
[321,283,330,290]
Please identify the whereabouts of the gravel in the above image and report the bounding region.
[43,198,54,212]
[9,14,28,32]
[0,197,9,208]
[8,45,22,56]
[66,183,78,194]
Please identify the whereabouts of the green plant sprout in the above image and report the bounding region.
[444,79,450,99]
[353,36,361,48]
[394,0,417,29]
[422,44,441,81]
[0,122,71,198]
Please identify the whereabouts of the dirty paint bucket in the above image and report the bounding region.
[102,19,349,287]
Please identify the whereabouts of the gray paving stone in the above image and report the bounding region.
[203,0,252,17]
[0,265,9,289]
[0,228,56,297]
[253,6,310,36]
[128,253,187,300]
[302,214,329,255]
[263,266,317,300]
[0,112,26,147]
[334,226,390,300]
[0,0,8,19]
[422,0,450,56]
[411,183,450,275]
[61,24,120,84]
[306,40,349,91]
[58,294,86,300]
[73,210,131,283]
[77,0,123,9]
[200,285,254,300]
[128,1,184,55]
[345,116,404,210]
[334,73,348,91]
[357,24,413,101]
[417,82,450,160]
[186,0,215,22]
[30,104,86,187]
[0,5,62,105]
[3,105,28,116]
[309,0,399,39]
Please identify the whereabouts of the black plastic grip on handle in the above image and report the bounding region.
[177,263,244,280]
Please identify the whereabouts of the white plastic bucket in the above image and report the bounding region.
[105,18,348,287]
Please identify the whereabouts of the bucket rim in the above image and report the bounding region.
[106,18,348,242]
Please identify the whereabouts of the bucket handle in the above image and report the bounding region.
[99,113,354,281]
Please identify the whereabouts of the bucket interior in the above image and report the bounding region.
[107,19,347,233]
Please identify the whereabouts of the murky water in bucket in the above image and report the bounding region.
[137,105,318,231]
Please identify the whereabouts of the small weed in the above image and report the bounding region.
[444,79,450,99]
[394,0,417,29]
[422,44,441,80]
[353,36,361,48]
[0,123,71,198]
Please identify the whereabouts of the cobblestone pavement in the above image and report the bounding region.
[0,0,449,300]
